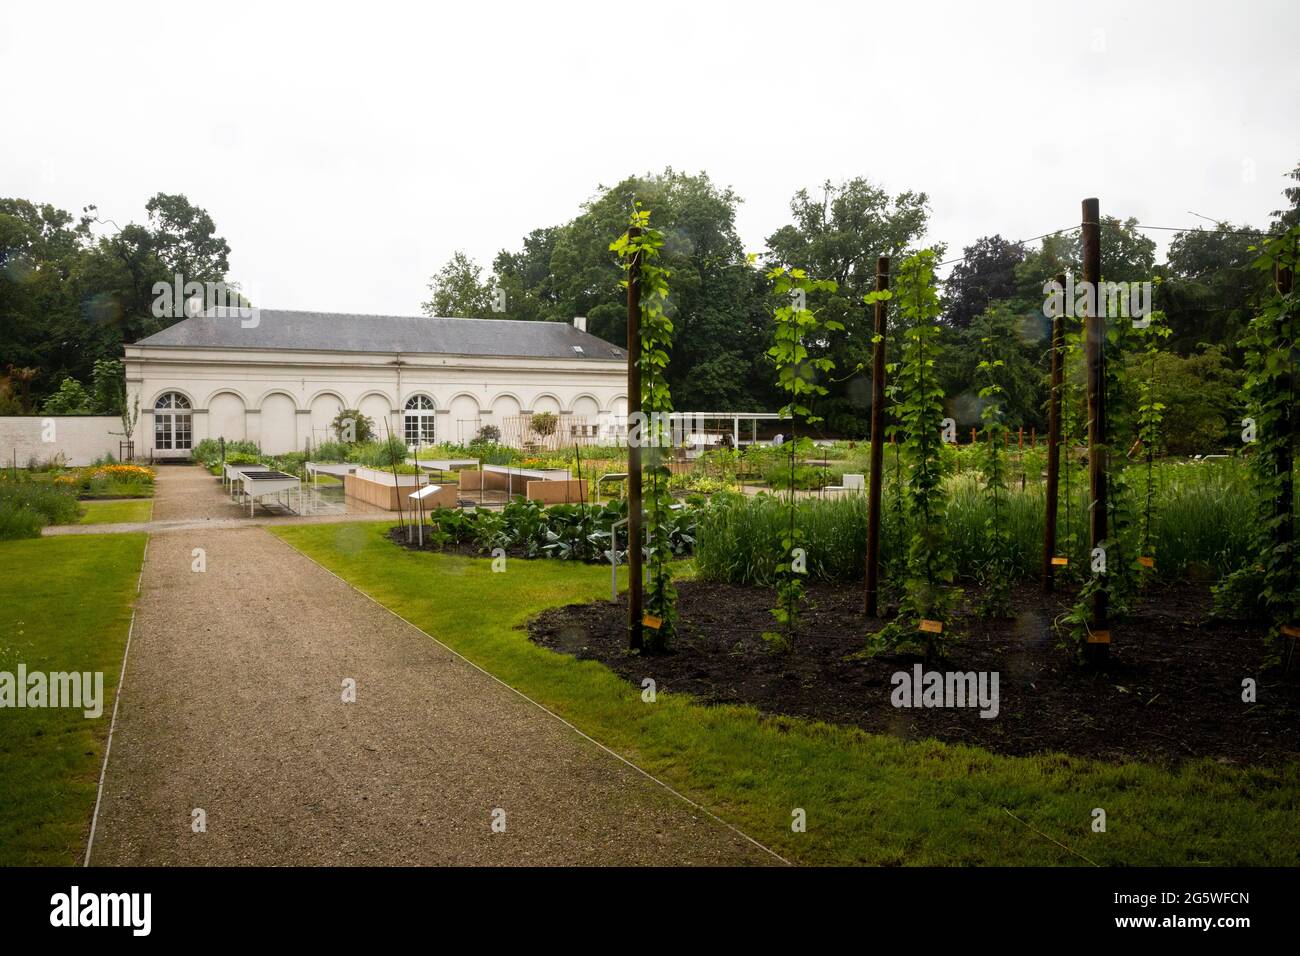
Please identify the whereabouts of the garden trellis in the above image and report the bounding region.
[845,198,1299,666]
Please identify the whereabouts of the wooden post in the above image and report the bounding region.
[1042,273,1065,593]
[865,256,889,617]
[1018,426,1024,449]
[626,225,644,651]
[1082,198,1109,662]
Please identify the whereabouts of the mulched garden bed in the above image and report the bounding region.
[527,579,1299,766]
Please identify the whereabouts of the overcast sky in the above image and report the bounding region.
[3,0,1297,316]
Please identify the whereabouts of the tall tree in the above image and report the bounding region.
[764,178,931,434]
[422,250,496,318]
[943,235,1025,329]
[491,169,764,410]
[1158,224,1268,357]
[144,193,231,282]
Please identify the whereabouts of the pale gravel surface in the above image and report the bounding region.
[47,465,391,535]
[91,467,776,866]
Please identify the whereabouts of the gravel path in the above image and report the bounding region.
[90,471,777,866]
[47,465,391,536]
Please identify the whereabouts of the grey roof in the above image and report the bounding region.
[133,308,626,360]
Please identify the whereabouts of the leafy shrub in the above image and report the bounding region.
[531,411,558,438]
[192,438,260,467]
[349,438,409,469]
[311,440,351,462]
[332,409,375,443]
[407,497,697,564]
[41,377,93,415]
[0,478,81,539]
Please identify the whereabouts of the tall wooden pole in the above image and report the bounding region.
[1042,273,1065,593]
[626,225,644,651]
[1082,198,1109,662]
[865,256,889,616]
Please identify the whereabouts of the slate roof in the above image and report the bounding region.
[133,308,626,360]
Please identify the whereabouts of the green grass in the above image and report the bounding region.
[0,533,147,865]
[271,522,1298,866]
[75,499,154,525]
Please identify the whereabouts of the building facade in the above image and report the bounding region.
[123,309,629,456]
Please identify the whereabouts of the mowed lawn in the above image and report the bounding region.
[272,522,1299,866]
[0,533,147,865]
[76,499,153,525]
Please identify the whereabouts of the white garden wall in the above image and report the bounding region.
[0,417,123,467]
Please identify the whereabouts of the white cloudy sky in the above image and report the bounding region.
[3,0,1297,315]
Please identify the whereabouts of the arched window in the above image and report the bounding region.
[404,394,436,446]
[154,392,193,451]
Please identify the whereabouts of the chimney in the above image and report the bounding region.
[573,316,587,333]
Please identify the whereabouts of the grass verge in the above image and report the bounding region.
[0,533,147,865]
[271,522,1298,866]
[76,499,154,525]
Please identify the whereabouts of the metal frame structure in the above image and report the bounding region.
[238,470,303,516]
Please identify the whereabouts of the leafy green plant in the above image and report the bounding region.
[1135,306,1171,572]
[0,478,81,539]
[331,409,375,443]
[531,411,558,438]
[764,266,840,651]
[40,377,93,415]
[976,336,1014,618]
[611,205,677,651]
[1213,226,1300,661]
[868,250,959,658]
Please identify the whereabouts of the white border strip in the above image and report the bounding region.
[84,535,150,867]
[273,530,793,867]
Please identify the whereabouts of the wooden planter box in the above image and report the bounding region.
[344,467,457,511]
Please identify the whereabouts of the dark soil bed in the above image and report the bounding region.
[527,579,1299,766]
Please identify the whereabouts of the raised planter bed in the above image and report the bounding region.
[344,466,457,511]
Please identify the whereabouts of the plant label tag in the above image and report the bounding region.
[642,614,662,630]
[1051,556,1069,566]
[1282,624,1300,639]
[1137,556,1154,568]
[1087,630,1111,644]
[918,619,943,634]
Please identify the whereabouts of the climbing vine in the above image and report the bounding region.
[977,337,1013,618]
[1214,225,1300,662]
[1135,304,1170,571]
[1060,279,1150,653]
[764,266,839,650]
[1056,312,1086,577]
[611,206,677,652]
[869,250,959,658]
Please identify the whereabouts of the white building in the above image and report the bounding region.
[123,309,628,456]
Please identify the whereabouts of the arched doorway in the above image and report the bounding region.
[154,392,193,452]
[404,394,436,446]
